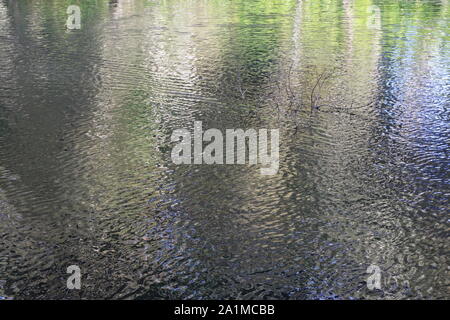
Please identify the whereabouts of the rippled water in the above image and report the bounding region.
[0,0,448,299]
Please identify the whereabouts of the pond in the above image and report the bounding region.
[0,0,448,299]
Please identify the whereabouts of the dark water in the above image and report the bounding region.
[0,0,448,299]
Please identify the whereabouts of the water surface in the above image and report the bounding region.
[0,0,448,299]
